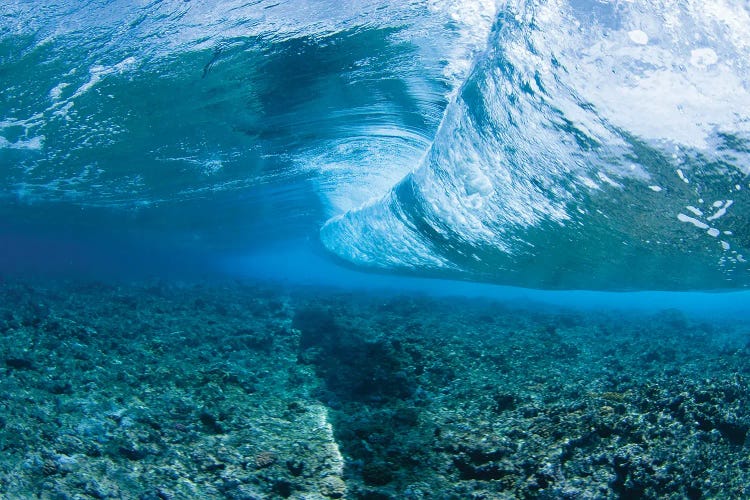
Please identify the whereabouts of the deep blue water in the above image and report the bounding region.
[2,0,750,311]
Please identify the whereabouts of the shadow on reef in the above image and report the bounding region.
[293,307,415,402]
[291,296,750,499]
[293,304,432,497]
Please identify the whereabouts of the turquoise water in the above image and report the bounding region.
[2,0,749,334]
[0,0,750,291]
[3,0,748,294]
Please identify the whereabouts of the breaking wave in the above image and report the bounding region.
[2,0,748,289]
[322,0,750,290]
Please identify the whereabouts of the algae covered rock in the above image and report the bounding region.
[319,475,346,498]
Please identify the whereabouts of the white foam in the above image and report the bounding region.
[0,135,44,151]
[628,30,649,45]
[597,172,621,188]
[428,0,497,92]
[686,206,703,217]
[68,57,137,102]
[677,213,709,229]
[690,48,719,67]
[552,0,750,156]
[582,177,600,189]
[49,82,69,101]
[707,200,733,221]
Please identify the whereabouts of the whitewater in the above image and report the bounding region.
[323,0,750,290]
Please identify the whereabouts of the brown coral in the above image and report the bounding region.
[253,451,277,469]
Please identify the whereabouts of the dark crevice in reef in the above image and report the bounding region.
[293,307,416,403]
[293,304,428,498]
[291,296,750,499]
[288,298,746,499]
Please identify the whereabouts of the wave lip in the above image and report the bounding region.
[322,0,750,290]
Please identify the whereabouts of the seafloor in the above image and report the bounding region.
[0,279,748,499]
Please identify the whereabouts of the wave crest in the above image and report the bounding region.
[322,0,750,290]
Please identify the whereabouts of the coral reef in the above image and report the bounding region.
[0,280,748,498]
